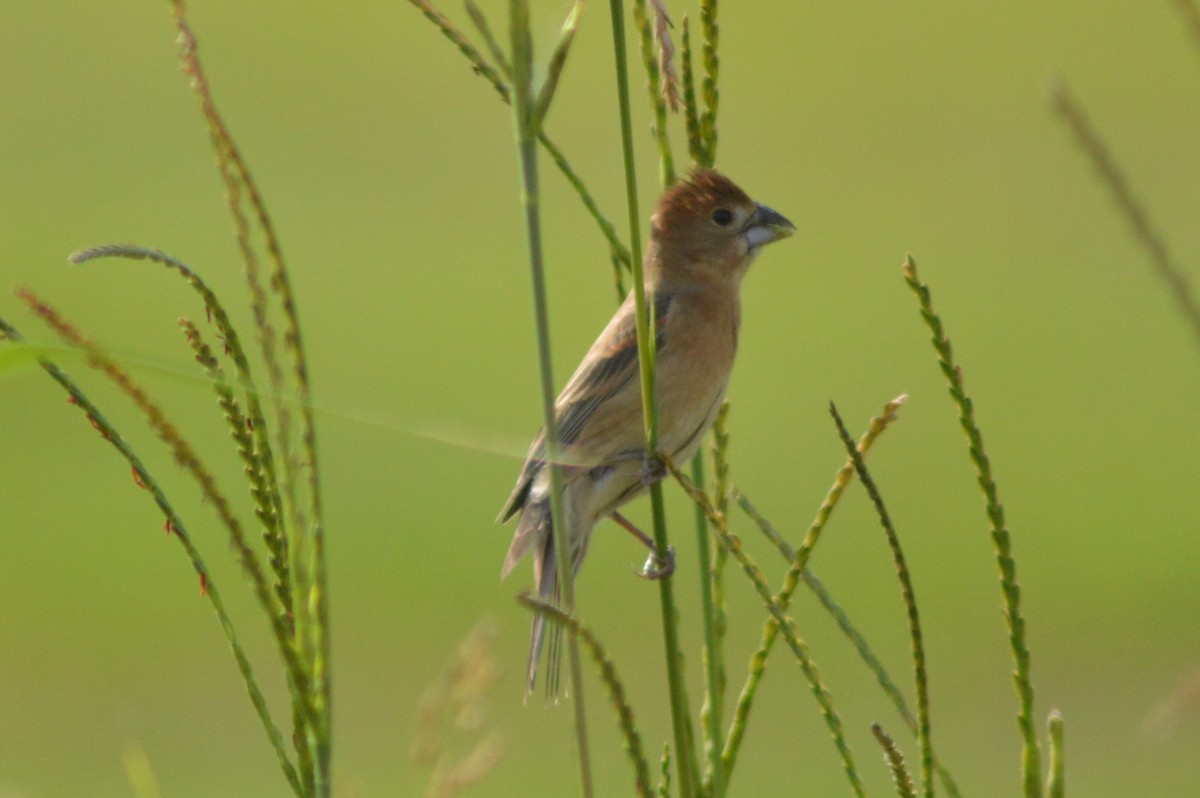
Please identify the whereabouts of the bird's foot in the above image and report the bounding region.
[639,546,676,580]
[611,511,675,578]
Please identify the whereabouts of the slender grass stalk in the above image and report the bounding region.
[530,2,583,132]
[830,402,932,798]
[722,395,904,782]
[632,0,675,185]
[679,16,704,167]
[698,402,731,798]
[691,451,725,798]
[16,290,321,729]
[698,0,719,166]
[508,3,593,794]
[464,1,513,79]
[872,723,917,798]
[665,456,865,797]
[169,7,329,785]
[518,595,653,798]
[606,0,699,792]
[409,0,632,271]
[904,254,1041,798]
[1050,80,1200,348]
[0,317,304,797]
[73,245,292,616]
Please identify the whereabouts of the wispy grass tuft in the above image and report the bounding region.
[904,254,1042,798]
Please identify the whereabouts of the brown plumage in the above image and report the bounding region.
[499,169,794,693]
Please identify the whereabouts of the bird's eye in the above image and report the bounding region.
[712,208,734,227]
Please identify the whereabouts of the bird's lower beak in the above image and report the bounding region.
[743,203,796,249]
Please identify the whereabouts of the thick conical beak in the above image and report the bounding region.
[743,202,796,249]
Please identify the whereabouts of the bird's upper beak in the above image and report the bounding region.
[743,203,796,249]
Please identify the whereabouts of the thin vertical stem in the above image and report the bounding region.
[606,0,698,793]
[692,452,725,798]
[905,255,1040,798]
[509,2,593,794]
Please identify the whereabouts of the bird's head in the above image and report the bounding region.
[649,168,794,286]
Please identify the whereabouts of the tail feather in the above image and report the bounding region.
[503,493,588,698]
[528,533,561,695]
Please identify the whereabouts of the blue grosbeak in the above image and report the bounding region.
[500,169,794,691]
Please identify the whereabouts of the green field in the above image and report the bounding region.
[2,2,1199,796]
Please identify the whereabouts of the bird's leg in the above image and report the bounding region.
[610,511,675,579]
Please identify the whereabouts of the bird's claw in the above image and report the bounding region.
[639,546,676,580]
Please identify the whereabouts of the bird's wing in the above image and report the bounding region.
[497,291,671,522]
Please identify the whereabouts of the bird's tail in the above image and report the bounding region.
[504,494,586,698]
[530,527,565,698]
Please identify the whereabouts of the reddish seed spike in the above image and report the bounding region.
[164,519,173,536]
[199,572,208,596]
[132,467,147,490]
[246,417,253,431]
[66,395,79,406]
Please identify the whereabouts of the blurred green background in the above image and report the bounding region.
[3,1,1199,796]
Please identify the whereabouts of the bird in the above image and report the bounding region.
[498,168,795,693]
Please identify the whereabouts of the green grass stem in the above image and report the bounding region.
[698,0,719,167]
[830,402,932,798]
[409,0,632,272]
[722,396,903,782]
[680,16,704,166]
[72,245,292,618]
[665,456,865,797]
[606,0,699,793]
[15,291,322,752]
[632,0,675,185]
[904,254,1041,798]
[169,9,329,784]
[508,2,593,792]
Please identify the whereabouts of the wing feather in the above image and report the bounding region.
[498,291,671,521]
